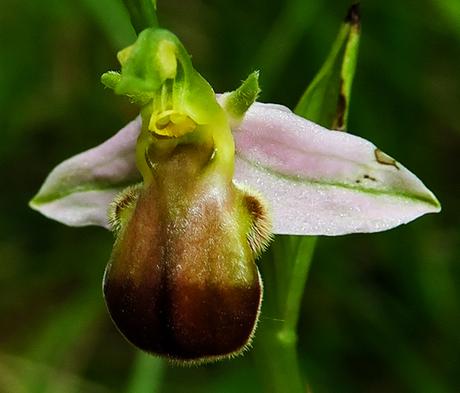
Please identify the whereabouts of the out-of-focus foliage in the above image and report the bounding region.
[0,0,458,392]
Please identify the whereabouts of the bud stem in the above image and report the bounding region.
[252,236,316,393]
[123,0,159,34]
[125,352,165,392]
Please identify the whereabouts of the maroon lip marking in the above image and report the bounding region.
[104,145,266,363]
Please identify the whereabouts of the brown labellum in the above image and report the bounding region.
[103,143,271,364]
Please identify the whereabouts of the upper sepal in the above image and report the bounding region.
[29,118,142,228]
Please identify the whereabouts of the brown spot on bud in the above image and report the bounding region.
[345,3,361,27]
[334,91,347,131]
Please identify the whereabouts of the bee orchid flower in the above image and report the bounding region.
[30,28,440,364]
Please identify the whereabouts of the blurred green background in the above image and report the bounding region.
[1,0,459,392]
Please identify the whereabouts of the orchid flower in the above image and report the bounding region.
[30,28,440,364]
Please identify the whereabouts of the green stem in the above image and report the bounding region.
[125,352,165,393]
[123,0,159,34]
[81,0,136,48]
[252,321,305,393]
[282,236,317,334]
[252,235,317,393]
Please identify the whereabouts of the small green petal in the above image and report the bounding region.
[221,71,261,124]
[101,71,121,90]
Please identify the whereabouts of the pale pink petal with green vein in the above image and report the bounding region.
[232,102,440,235]
[30,118,142,228]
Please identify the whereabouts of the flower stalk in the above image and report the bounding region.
[123,0,158,33]
[252,236,317,393]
